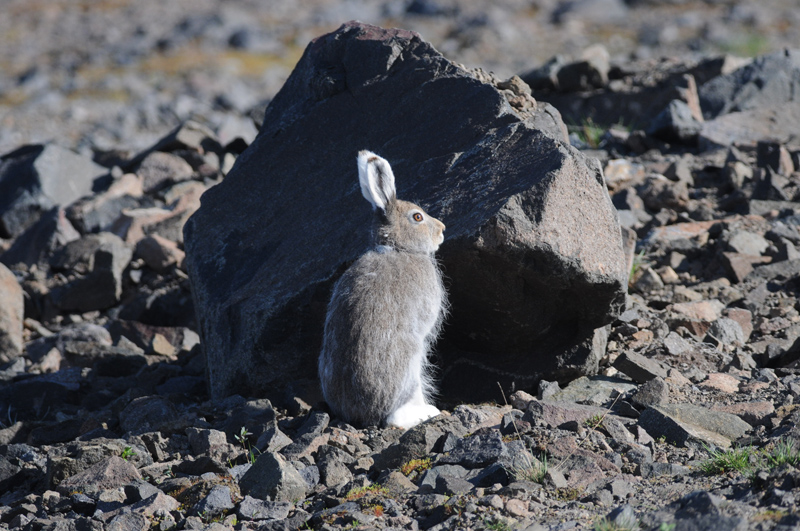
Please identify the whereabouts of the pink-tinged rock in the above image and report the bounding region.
[721,252,771,284]
[505,498,530,518]
[740,381,769,393]
[726,308,753,341]
[700,373,740,393]
[646,220,716,249]
[670,300,725,322]
[135,234,185,273]
[509,390,536,411]
[630,329,655,348]
[111,207,173,244]
[546,436,620,488]
[0,263,24,362]
[711,401,774,427]
[630,425,654,445]
[57,456,141,496]
[665,369,692,388]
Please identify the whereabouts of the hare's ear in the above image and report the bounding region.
[358,150,396,211]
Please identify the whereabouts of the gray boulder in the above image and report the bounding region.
[698,50,800,149]
[49,233,133,312]
[699,49,800,119]
[0,144,107,238]
[1,207,80,268]
[184,22,627,404]
[239,451,307,502]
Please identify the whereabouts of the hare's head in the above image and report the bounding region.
[357,150,445,255]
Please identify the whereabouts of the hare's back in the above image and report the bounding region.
[348,250,443,329]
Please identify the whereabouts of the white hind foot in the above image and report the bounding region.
[387,402,440,429]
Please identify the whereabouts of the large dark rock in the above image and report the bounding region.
[0,144,108,238]
[184,22,627,404]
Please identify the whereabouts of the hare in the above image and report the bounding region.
[318,150,447,429]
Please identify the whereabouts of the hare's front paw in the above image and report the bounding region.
[387,403,440,430]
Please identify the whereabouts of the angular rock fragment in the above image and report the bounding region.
[638,404,750,448]
[56,456,141,497]
[0,144,107,238]
[523,399,607,428]
[237,496,292,521]
[711,401,774,427]
[631,376,669,408]
[647,99,702,144]
[612,351,668,383]
[136,151,194,193]
[239,451,307,502]
[699,49,800,119]
[66,173,143,234]
[1,208,80,267]
[184,21,627,403]
[49,234,132,312]
[135,234,185,272]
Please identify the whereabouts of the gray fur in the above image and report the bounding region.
[319,151,447,428]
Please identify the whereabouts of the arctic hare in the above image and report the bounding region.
[318,150,447,429]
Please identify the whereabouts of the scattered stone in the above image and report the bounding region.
[711,401,774,427]
[663,331,692,356]
[49,233,133,312]
[136,151,194,193]
[239,451,307,502]
[66,173,143,234]
[633,266,664,293]
[191,485,234,517]
[237,496,292,521]
[523,400,608,429]
[705,318,745,346]
[613,351,669,383]
[631,376,670,408]
[56,456,141,497]
[638,404,751,448]
[550,375,637,406]
[119,396,181,434]
[0,144,107,238]
[135,235,185,273]
[1,207,80,267]
[648,99,702,144]
[438,430,509,468]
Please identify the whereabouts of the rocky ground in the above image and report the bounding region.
[2,1,800,530]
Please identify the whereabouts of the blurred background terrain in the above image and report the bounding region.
[2,0,799,158]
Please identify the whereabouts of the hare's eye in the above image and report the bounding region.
[412,213,424,222]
